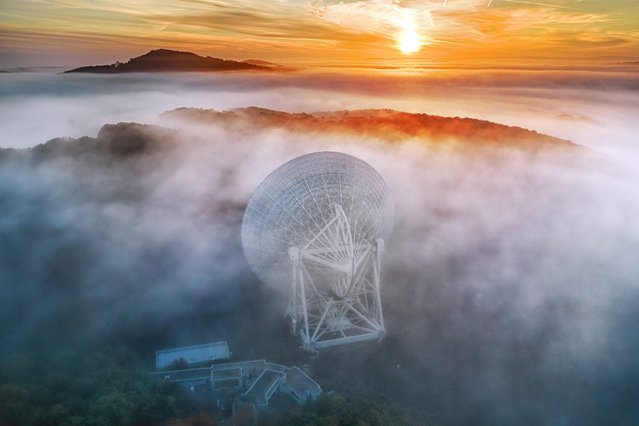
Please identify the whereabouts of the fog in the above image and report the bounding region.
[1,70,638,425]
[2,70,638,157]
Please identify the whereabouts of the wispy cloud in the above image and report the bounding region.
[0,0,637,67]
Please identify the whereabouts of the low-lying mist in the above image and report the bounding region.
[2,69,638,159]
[1,70,638,425]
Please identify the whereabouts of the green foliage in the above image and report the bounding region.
[277,394,424,426]
[0,348,197,426]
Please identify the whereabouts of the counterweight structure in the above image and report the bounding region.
[241,152,393,351]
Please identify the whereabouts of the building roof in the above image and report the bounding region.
[152,354,322,406]
[212,359,266,372]
[243,369,284,405]
[265,362,286,373]
[156,341,230,369]
[284,366,322,397]
[150,367,211,382]
[211,367,242,380]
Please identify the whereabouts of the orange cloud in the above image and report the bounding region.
[1,0,638,68]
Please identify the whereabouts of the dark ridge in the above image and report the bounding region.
[1,108,586,164]
[0,123,178,165]
[65,49,270,73]
[162,107,579,153]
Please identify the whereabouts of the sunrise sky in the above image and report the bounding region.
[1,0,638,68]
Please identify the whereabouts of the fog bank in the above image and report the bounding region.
[1,105,638,424]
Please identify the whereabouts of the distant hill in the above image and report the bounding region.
[162,107,580,153]
[65,49,270,73]
[0,108,586,162]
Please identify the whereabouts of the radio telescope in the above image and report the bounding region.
[242,151,393,351]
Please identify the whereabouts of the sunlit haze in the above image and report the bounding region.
[1,0,638,68]
[1,1,639,425]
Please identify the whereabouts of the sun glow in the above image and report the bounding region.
[397,9,422,54]
[399,28,421,54]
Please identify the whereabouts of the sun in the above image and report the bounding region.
[396,9,422,54]
[399,28,421,54]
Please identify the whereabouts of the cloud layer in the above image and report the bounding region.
[1,0,638,67]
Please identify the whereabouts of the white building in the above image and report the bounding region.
[155,341,230,369]
[153,358,322,408]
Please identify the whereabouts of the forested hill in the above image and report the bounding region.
[65,49,270,73]
[163,107,580,153]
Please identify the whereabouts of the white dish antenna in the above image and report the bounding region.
[242,151,393,350]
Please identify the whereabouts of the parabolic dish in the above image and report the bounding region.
[241,151,393,290]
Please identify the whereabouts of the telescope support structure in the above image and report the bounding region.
[287,204,386,351]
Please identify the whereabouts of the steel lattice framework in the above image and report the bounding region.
[242,151,393,350]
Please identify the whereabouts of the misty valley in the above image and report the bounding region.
[2,99,638,425]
